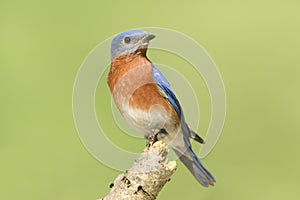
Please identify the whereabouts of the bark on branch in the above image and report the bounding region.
[99,141,177,200]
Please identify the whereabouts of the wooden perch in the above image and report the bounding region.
[99,141,177,200]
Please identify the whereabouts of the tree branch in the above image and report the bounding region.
[99,141,177,200]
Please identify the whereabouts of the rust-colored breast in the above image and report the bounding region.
[107,53,179,123]
[107,53,151,92]
[129,82,179,122]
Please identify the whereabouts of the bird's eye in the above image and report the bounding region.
[124,37,131,44]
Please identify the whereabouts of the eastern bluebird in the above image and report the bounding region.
[107,30,216,187]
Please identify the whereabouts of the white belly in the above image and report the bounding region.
[121,104,176,137]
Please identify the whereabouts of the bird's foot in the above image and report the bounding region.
[146,129,167,148]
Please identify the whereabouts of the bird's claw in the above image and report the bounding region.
[146,134,158,148]
[146,129,167,148]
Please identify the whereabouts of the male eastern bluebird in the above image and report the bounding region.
[107,30,216,187]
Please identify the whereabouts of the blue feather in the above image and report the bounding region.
[152,64,182,118]
[152,64,216,187]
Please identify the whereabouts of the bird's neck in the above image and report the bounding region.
[110,49,148,68]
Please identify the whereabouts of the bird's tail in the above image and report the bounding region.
[172,138,216,187]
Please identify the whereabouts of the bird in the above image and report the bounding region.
[107,30,216,187]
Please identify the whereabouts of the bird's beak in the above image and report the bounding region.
[146,34,156,41]
[143,34,156,42]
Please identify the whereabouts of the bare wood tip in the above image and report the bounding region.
[100,141,177,200]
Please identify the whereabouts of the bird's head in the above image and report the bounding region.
[110,30,155,60]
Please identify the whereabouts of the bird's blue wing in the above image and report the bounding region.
[151,64,182,118]
[151,65,214,187]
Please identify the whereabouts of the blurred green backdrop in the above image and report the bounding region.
[1,0,300,199]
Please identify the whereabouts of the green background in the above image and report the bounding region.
[1,0,299,199]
